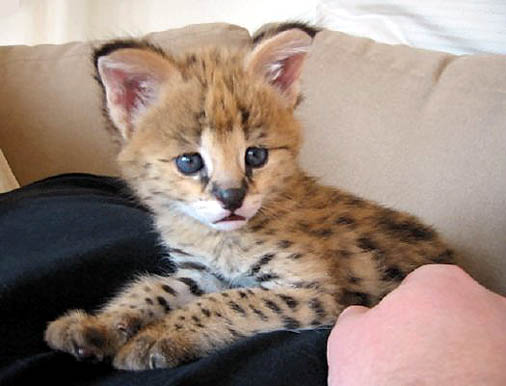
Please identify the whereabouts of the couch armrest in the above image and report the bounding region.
[0,148,19,193]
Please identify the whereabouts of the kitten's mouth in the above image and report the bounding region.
[214,214,246,223]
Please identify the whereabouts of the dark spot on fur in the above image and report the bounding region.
[228,301,246,316]
[330,249,352,259]
[192,315,204,328]
[145,297,153,305]
[312,228,333,238]
[263,299,282,314]
[174,324,183,330]
[434,249,455,263]
[240,108,250,125]
[249,305,268,321]
[178,277,204,296]
[357,236,378,251]
[335,216,355,226]
[287,253,303,260]
[161,285,177,296]
[257,273,280,282]
[346,197,366,207]
[282,316,301,330]
[297,220,311,231]
[221,292,230,297]
[263,228,277,236]
[348,276,362,284]
[278,295,298,309]
[383,266,406,282]
[278,240,293,249]
[238,291,248,298]
[250,253,275,274]
[201,308,211,318]
[156,296,171,312]
[294,281,320,289]
[186,54,197,65]
[378,214,435,243]
[308,298,326,320]
[177,261,207,271]
[250,217,270,232]
[340,290,372,307]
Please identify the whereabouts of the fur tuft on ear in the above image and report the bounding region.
[245,28,314,108]
[94,41,176,142]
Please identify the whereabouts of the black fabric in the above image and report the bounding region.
[0,174,330,385]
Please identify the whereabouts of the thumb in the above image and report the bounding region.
[327,305,369,355]
[336,305,369,324]
[327,306,369,386]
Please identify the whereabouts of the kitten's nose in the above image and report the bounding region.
[212,186,246,211]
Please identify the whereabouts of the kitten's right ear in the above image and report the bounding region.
[94,42,177,142]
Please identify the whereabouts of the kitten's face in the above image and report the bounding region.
[95,29,311,231]
[118,67,301,231]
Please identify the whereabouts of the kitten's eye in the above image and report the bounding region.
[245,147,268,168]
[175,153,204,175]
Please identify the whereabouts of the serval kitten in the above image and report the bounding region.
[45,23,455,370]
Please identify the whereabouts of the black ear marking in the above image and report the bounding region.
[252,21,321,45]
[92,39,167,71]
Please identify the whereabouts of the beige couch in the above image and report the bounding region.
[1,23,505,295]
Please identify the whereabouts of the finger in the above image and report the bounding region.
[336,305,369,324]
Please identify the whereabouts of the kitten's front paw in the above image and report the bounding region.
[113,328,195,370]
[45,310,142,362]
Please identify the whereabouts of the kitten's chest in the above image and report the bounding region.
[157,217,262,280]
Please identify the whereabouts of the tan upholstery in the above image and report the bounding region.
[299,31,506,294]
[0,25,505,294]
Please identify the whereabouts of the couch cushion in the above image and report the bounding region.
[298,30,506,294]
[0,23,250,186]
[1,25,505,295]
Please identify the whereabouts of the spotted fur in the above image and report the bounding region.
[45,23,455,371]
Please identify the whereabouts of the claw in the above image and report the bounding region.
[73,343,93,361]
[116,318,141,339]
[72,342,104,363]
[149,352,167,369]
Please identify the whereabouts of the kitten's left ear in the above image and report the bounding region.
[245,29,313,108]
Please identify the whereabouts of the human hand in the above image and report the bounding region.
[327,264,506,385]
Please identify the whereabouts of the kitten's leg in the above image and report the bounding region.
[45,265,225,362]
[113,286,343,370]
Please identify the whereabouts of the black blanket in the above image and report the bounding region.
[0,174,330,385]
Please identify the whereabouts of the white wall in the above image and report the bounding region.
[0,0,318,45]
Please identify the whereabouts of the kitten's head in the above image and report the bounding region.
[94,27,314,231]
